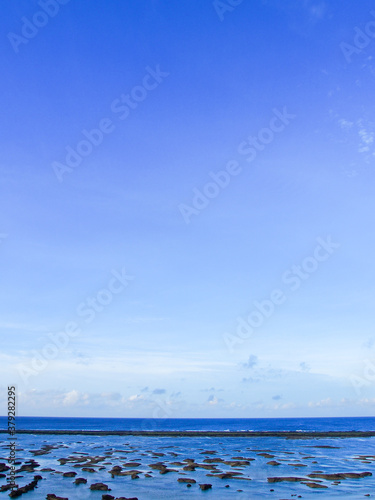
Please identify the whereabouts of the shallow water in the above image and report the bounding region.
[1,434,374,499]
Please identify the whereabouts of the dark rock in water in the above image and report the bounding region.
[63,471,77,477]
[131,473,139,479]
[268,477,306,483]
[46,495,69,500]
[267,461,281,466]
[82,467,96,473]
[312,445,340,449]
[302,481,328,488]
[18,464,38,472]
[9,491,24,498]
[115,497,139,500]
[199,483,212,490]
[0,485,15,492]
[113,497,139,500]
[102,495,115,500]
[74,477,87,484]
[308,472,372,480]
[0,463,10,472]
[183,465,196,471]
[90,482,111,490]
[211,472,243,479]
[223,460,251,467]
[159,468,177,474]
[257,453,275,458]
[149,462,166,470]
[8,475,43,497]
[178,477,196,483]
[144,473,152,477]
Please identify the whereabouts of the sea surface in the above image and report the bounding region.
[1,415,375,432]
[0,417,374,499]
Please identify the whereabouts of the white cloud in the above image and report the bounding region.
[63,390,80,406]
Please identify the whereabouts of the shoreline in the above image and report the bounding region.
[1,430,374,438]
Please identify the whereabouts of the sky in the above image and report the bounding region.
[1,0,375,419]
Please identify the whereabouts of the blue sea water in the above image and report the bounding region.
[1,415,375,432]
[0,417,374,499]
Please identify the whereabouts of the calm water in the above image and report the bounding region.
[1,415,375,432]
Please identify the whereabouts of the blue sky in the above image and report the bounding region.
[1,0,375,418]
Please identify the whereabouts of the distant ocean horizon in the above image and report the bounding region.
[1,415,375,432]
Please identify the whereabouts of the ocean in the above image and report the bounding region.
[1,417,374,499]
[2,415,375,432]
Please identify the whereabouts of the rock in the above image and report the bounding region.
[74,477,87,484]
[46,495,69,500]
[223,460,251,467]
[178,477,196,483]
[199,483,212,490]
[159,468,177,474]
[115,498,139,500]
[18,464,38,472]
[207,472,243,479]
[302,482,328,489]
[63,471,77,477]
[90,482,111,491]
[8,476,42,497]
[308,472,372,481]
[268,477,306,483]
[0,485,14,492]
[183,465,196,471]
[267,461,281,466]
[149,462,166,470]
